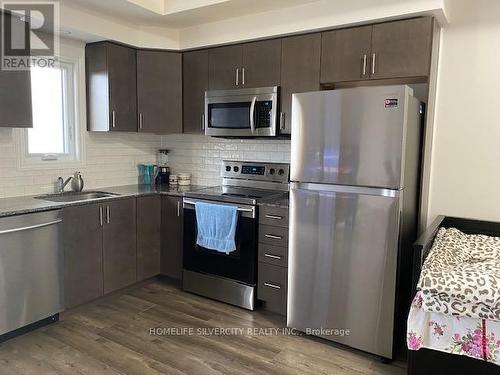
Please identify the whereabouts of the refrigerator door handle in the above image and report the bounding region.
[290,182,400,198]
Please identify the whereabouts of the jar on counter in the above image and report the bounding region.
[169,174,178,186]
[177,173,191,186]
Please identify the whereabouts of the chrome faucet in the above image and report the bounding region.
[56,176,73,194]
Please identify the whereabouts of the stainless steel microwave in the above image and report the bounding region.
[204,86,278,137]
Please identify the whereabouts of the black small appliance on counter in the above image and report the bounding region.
[155,166,170,186]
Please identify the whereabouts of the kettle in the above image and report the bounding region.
[71,172,84,192]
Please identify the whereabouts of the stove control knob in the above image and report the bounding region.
[233,166,239,172]
[278,169,285,176]
[225,166,231,172]
[269,168,276,175]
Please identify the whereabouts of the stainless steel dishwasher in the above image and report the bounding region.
[0,210,63,337]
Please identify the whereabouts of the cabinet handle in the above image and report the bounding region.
[362,54,367,76]
[265,214,283,220]
[242,67,245,85]
[371,53,376,75]
[265,234,282,240]
[264,253,282,260]
[99,206,103,226]
[201,114,205,131]
[106,205,110,224]
[177,201,181,217]
[139,113,144,130]
[279,112,285,130]
[235,68,239,86]
[264,282,281,290]
[111,110,116,128]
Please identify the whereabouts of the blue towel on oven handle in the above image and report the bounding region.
[195,202,238,254]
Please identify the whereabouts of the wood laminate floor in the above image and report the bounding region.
[0,280,406,375]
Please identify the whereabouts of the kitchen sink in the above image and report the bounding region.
[35,191,119,203]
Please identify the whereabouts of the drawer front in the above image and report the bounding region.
[258,262,287,315]
[258,244,288,267]
[259,225,288,248]
[259,206,289,228]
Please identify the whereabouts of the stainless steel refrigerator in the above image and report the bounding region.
[287,85,422,359]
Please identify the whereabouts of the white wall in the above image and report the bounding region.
[43,0,179,48]
[179,0,447,49]
[427,0,500,222]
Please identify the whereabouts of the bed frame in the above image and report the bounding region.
[408,215,500,375]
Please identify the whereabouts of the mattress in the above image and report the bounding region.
[408,292,500,366]
[418,227,500,320]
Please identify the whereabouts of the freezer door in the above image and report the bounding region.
[287,183,400,358]
[291,85,412,189]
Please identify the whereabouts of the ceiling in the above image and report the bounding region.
[67,0,320,28]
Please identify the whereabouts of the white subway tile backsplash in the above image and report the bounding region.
[0,128,291,198]
[0,129,162,198]
[162,134,291,186]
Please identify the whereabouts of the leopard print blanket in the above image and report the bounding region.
[417,227,500,321]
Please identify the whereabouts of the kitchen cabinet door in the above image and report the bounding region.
[0,12,32,128]
[280,33,321,134]
[137,196,161,281]
[137,50,182,134]
[86,42,137,132]
[161,195,183,280]
[108,43,138,131]
[103,198,137,293]
[320,26,373,84]
[241,39,282,88]
[371,17,433,80]
[63,204,103,309]
[208,45,243,90]
[183,50,209,134]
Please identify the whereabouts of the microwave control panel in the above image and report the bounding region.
[254,101,272,127]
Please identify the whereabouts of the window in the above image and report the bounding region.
[27,61,78,161]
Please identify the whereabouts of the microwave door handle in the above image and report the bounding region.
[250,96,257,134]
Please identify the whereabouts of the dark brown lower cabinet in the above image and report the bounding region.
[258,263,287,315]
[103,198,137,294]
[161,195,184,279]
[257,205,289,315]
[137,195,161,281]
[63,203,104,309]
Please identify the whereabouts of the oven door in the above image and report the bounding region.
[204,88,278,137]
[183,198,258,285]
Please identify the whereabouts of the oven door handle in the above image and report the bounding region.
[249,96,257,134]
[183,199,256,218]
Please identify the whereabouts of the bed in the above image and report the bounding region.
[408,215,500,374]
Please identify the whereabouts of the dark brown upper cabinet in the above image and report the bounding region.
[86,42,138,132]
[208,45,242,90]
[370,17,433,80]
[280,33,321,134]
[183,50,209,134]
[208,40,282,91]
[321,17,433,84]
[137,50,182,134]
[0,12,33,128]
[321,26,372,83]
[241,39,282,88]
